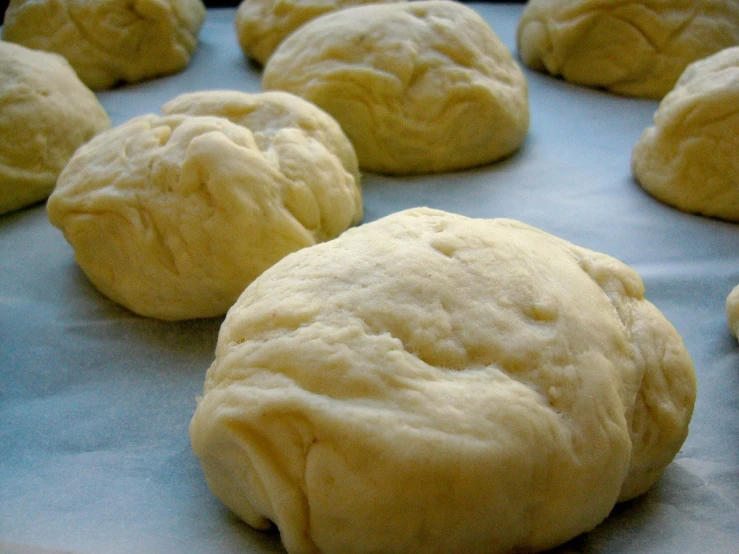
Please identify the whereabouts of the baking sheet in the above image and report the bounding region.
[1,4,738,553]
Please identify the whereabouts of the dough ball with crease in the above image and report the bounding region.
[517,0,739,99]
[632,47,739,221]
[2,0,206,90]
[0,41,110,215]
[728,285,739,339]
[235,0,407,66]
[46,106,363,320]
[190,207,696,554]
[262,0,529,175]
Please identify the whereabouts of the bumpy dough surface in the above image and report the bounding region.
[517,0,739,99]
[235,0,406,66]
[728,285,739,339]
[2,0,206,90]
[632,47,739,221]
[0,41,110,215]
[46,96,363,320]
[262,0,529,175]
[190,207,696,554]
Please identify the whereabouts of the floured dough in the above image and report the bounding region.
[46,105,362,320]
[190,207,696,554]
[517,0,739,99]
[728,285,739,339]
[1,0,206,90]
[262,0,529,175]
[0,41,110,215]
[632,47,739,221]
[235,0,406,66]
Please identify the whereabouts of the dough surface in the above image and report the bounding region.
[262,0,529,175]
[190,207,696,554]
[517,0,739,99]
[46,99,362,320]
[1,0,206,90]
[728,285,739,339]
[0,41,110,215]
[235,0,406,66]
[632,47,739,221]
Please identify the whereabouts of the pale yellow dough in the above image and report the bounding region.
[0,41,110,215]
[190,207,696,554]
[262,0,529,175]
[517,0,739,99]
[632,47,739,221]
[728,285,739,339]
[2,0,206,90]
[46,93,362,320]
[235,0,406,66]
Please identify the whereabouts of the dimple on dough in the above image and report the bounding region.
[631,47,739,221]
[0,41,110,215]
[517,0,739,99]
[262,0,529,175]
[189,207,696,554]
[728,284,739,339]
[46,97,363,320]
[235,0,407,66]
[1,0,206,90]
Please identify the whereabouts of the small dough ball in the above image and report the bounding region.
[2,0,206,90]
[235,0,406,66]
[517,0,739,99]
[46,108,363,320]
[262,0,529,175]
[190,207,696,554]
[728,285,739,339]
[0,41,110,215]
[632,47,739,221]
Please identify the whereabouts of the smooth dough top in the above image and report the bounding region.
[727,284,739,339]
[632,46,739,221]
[2,0,206,90]
[262,0,529,175]
[235,0,407,66]
[517,0,739,99]
[46,96,363,320]
[190,207,696,554]
[0,40,110,215]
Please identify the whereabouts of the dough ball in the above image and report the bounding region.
[0,41,110,215]
[235,0,407,66]
[46,108,363,320]
[517,0,739,99]
[262,0,529,175]
[631,47,739,221]
[728,284,739,339]
[190,207,696,554]
[1,0,206,90]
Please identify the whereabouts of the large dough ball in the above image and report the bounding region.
[728,285,739,339]
[1,0,206,90]
[632,47,739,221]
[190,207,696,554]
[517,0,739,99]
[262,0,529,175]
[46,103,363,320]
[235,0,406,66]
[0,41,110,215]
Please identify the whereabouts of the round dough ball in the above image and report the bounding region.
[46,108,363,320]
[0,41,110,215]
[517,0,739,99]
[727,284,739,339]
[262,0,529,175]
[190,207,696,554]
[631,47,739,221]
[1,0,206,90]
[235,0,407,66]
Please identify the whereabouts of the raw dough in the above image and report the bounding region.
[190,207,696,554]
[46,106,363,320]
[728,285,739,339]
[235,0,406,66]
[517,0,739,99]
[0,41,110,215]
[632,47,739,221]
[1,0,206,90]
[262,0,529,175]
